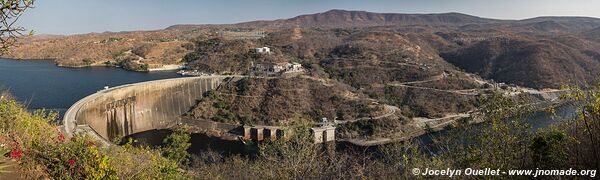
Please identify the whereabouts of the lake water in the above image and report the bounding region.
[0,58,180,117]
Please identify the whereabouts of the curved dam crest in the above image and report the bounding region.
[63,76,234,145]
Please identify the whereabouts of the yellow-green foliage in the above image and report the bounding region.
[31,136,118,180]
[561,84,600,169]
[0,96,57,148]
[162,127,192,166]
[107,140,187,179]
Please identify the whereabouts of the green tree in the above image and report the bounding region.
[162,127,191,166]
[530,129,568,169]
[401,92,536,172]
[465,92,534,170]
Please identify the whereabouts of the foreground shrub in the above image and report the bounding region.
[562,84,600,169]
[108,140,187,179]
[0,93,188,179]
[162,127,191,166]
[30,136,117,179]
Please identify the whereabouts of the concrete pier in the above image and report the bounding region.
[242,124,334,143]
[243,126,289,141]
[311,126,336,143]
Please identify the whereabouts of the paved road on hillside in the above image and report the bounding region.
[335,105,399,124]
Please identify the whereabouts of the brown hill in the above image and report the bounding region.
[440,38,600,88]
[519,16,600,30]
[510,21,569,33]
[585,27,600,42]
[182,28,482,119]
[188,76,383,125]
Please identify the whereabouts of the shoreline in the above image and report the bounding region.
[1,57,183,73]
[147,64,185,72]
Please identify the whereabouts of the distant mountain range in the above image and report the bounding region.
[168,10,502,29]
[168,9,600,30]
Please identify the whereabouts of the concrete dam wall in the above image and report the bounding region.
[63,76,230,144]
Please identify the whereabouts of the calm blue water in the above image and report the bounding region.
[0,58,180,116]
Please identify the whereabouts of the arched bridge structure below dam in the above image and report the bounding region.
[62,76,235,145]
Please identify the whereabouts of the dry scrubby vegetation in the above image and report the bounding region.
[440,38,600,89]
[183,37,291,74]
[188,77,382,126]
[379,85,477,118]
[5,30,199,71]
[336,115,410,139]
[183,29,481,123]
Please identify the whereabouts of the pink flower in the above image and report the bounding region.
[57,132,65,142]
[9,150,23,159]
[68,159,75,167]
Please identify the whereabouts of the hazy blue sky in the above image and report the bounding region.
[17,0,600,35]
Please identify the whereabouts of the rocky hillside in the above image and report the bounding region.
[188,76,384,126]
[185,27,483,120]
[440,37,600,88]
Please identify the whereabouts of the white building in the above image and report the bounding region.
[255,47,271,54]
[252,62,286,74]
[286,62,303,72]
[252,61,304,75]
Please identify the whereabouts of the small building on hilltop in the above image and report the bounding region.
[285,62,303,72]
[255,47,271,54]
[312,117,336,143]
[252,61,286,75]
[252,61,304,75]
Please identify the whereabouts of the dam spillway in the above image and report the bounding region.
[63,76,231,144]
